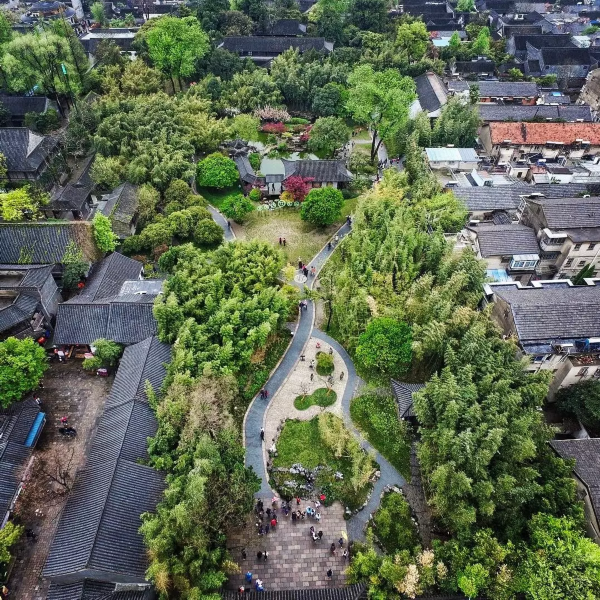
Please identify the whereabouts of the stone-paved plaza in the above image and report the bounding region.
[227,499,349,591]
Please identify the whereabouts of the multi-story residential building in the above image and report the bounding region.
[519,195,600,278]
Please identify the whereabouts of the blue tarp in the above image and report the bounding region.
[24,412,45,448]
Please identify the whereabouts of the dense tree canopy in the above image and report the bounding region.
[300,187,344,226]
[196,152,239,188]
[0,337,47,407]
[307,117,350,157]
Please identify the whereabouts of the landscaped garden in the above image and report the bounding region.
[350,392,412,478]
[371,491,419,555]
[270,413,377,512]
[294,387,337,411]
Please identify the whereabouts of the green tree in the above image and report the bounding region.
[83,338,123,370]
[137,183,160,228]
[218,10,254,36]
[372,492,419,554]
[24,109,60,133]
[92,213,118,253]
[432,97,481,148]
[311,82,346,117]
[0,522,23,566]
[196,0,229,33]
[165,179,193,206]
[91,1,107,25]
[508,68,524,81]
[300,187,344,226]
[231,114,259,141]
[449,31,461,50]
[225,69,282,111]
[196,153,239,188]
[146,16,210,91]
[0,187,49,221]
[221,193,255,223]
[90,155,123,190]
[346,65,416,162]
[515,514,600,599]
[396,20,430,63]
[349,0,387,32]
[0,337,47,407]
[457,0,475,11]
[556,379,600,430]
[571,262,595,285]
[355,317,412,377]
[120,59,164,96]
[0,152,6,182]
[307,117,350,157]
[62,240,89,291]
[472,26,491,55]
[193,219,224,248]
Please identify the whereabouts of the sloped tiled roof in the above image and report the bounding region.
[511,33,573,52]
[454,60,495,74]
[53,301,157,345]
[50,183,93,212]
[221,36,329,54]
[491,283,600,344]
[413,72,448,113]
[0,293,39,334]
[102,183,139,239]
[261,19,306,36]
[541,47,593,66]
[0,223,93,264]
[0,94,49,118]
[528,196,600,229]
[0,398,41,521]
[477,103,594,122]
[44,337,169,583]
[448,80,538,97]
[282,159,352,182]
[47,580,155,600]
[467,224,540,257]
[235,156,261,185]
[0,127,59,174]
[70,253,143,303]
[550,438,600,521]
[488,122,600,145]
[391,380,425,419]
[222,584,367,600]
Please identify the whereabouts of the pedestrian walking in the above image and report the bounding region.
[283,238,286,246]
[296,496,301,505]
[239,585,245,593]
[260,428,265,442]
[340,371,345,380]
[258,525,264,535]
[228,220,232,230]
[303,300,308,310]
[242,548,247,559]
[264,551,269,561]
[342,549,348,561]
[300,354,305,361]
[264,389,269,399]
[257,551,262,560]
[303,267,308,278]
[60,416,69,425]
[271,517,277,529]
[279,237,282,245]
[265,524,270,535]
[330,543,336,555]
[245,571,253,584]
[327,241,332,250]
[309,359,315,369]
[298,259,303,269]
[329,346,333,355]
[318,530,323,540]
[315,500,320,509]
[338,537,344,547]
[315,512,321,522]
[310,373,314,382]
[292,511,297,522]
[327,569,333,579]
[311,266,316,276]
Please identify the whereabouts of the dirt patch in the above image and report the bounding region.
[7,359,113,600]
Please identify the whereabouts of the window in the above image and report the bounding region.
[578,367,589,376]
[533,355,545,363]
[594,369,600,379]
[574,244,582,251]
[589,244,597,251]
[565,258,573,267]
[578,260,587,267]
[511,260,537,269]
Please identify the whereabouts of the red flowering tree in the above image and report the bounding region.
[283,176,313,202]
[261,122,287,135]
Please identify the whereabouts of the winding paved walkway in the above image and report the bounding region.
[243,219,408,541]
[208,204,236,242]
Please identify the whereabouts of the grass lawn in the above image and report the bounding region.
[271,415,375,511]
[350,392,412,479]
[197,186,244,211]
[242,198,358,266]
[353,129,372,142]
[372,491,419,554]
[294,387,337,410]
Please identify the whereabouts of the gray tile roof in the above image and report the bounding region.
[550,438,600,521]
[454,183,597,212]
[0,94,49,118]
[0,293,38,334]
[448,80,539,97]
[105,336,170,409]
[391,380,425,419]
[491,283,600,345]
[47,580,155,600]
[511,33,573,53]
[282,160,352,183]
[71,253,143,303]
[0,398,41,521]
[413,72,448,113]
[541,47,593,66]
[529,196,600,229]
[102,183,139,239]
[477,103,594,122]
[454,60,495,74]
[0,127,59,174]
[221,36,329,54]
[0,223,88,264]
[43,337,169,583]
[467,224,540,257]
[222,584,367,600]
[53,302,157,345]
[50,183,93,212]
[261,19,306,36]
[235,156,261,185]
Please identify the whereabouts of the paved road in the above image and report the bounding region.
[244,221,352,497]
[207,204,236,242]
[311,329,406,542]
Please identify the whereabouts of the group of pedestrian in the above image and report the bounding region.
[298,300,308,312]
[259,388,269,399]
[243,571,264,592]
[278,237,287,246]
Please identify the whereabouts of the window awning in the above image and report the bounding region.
[24,412,45,448]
